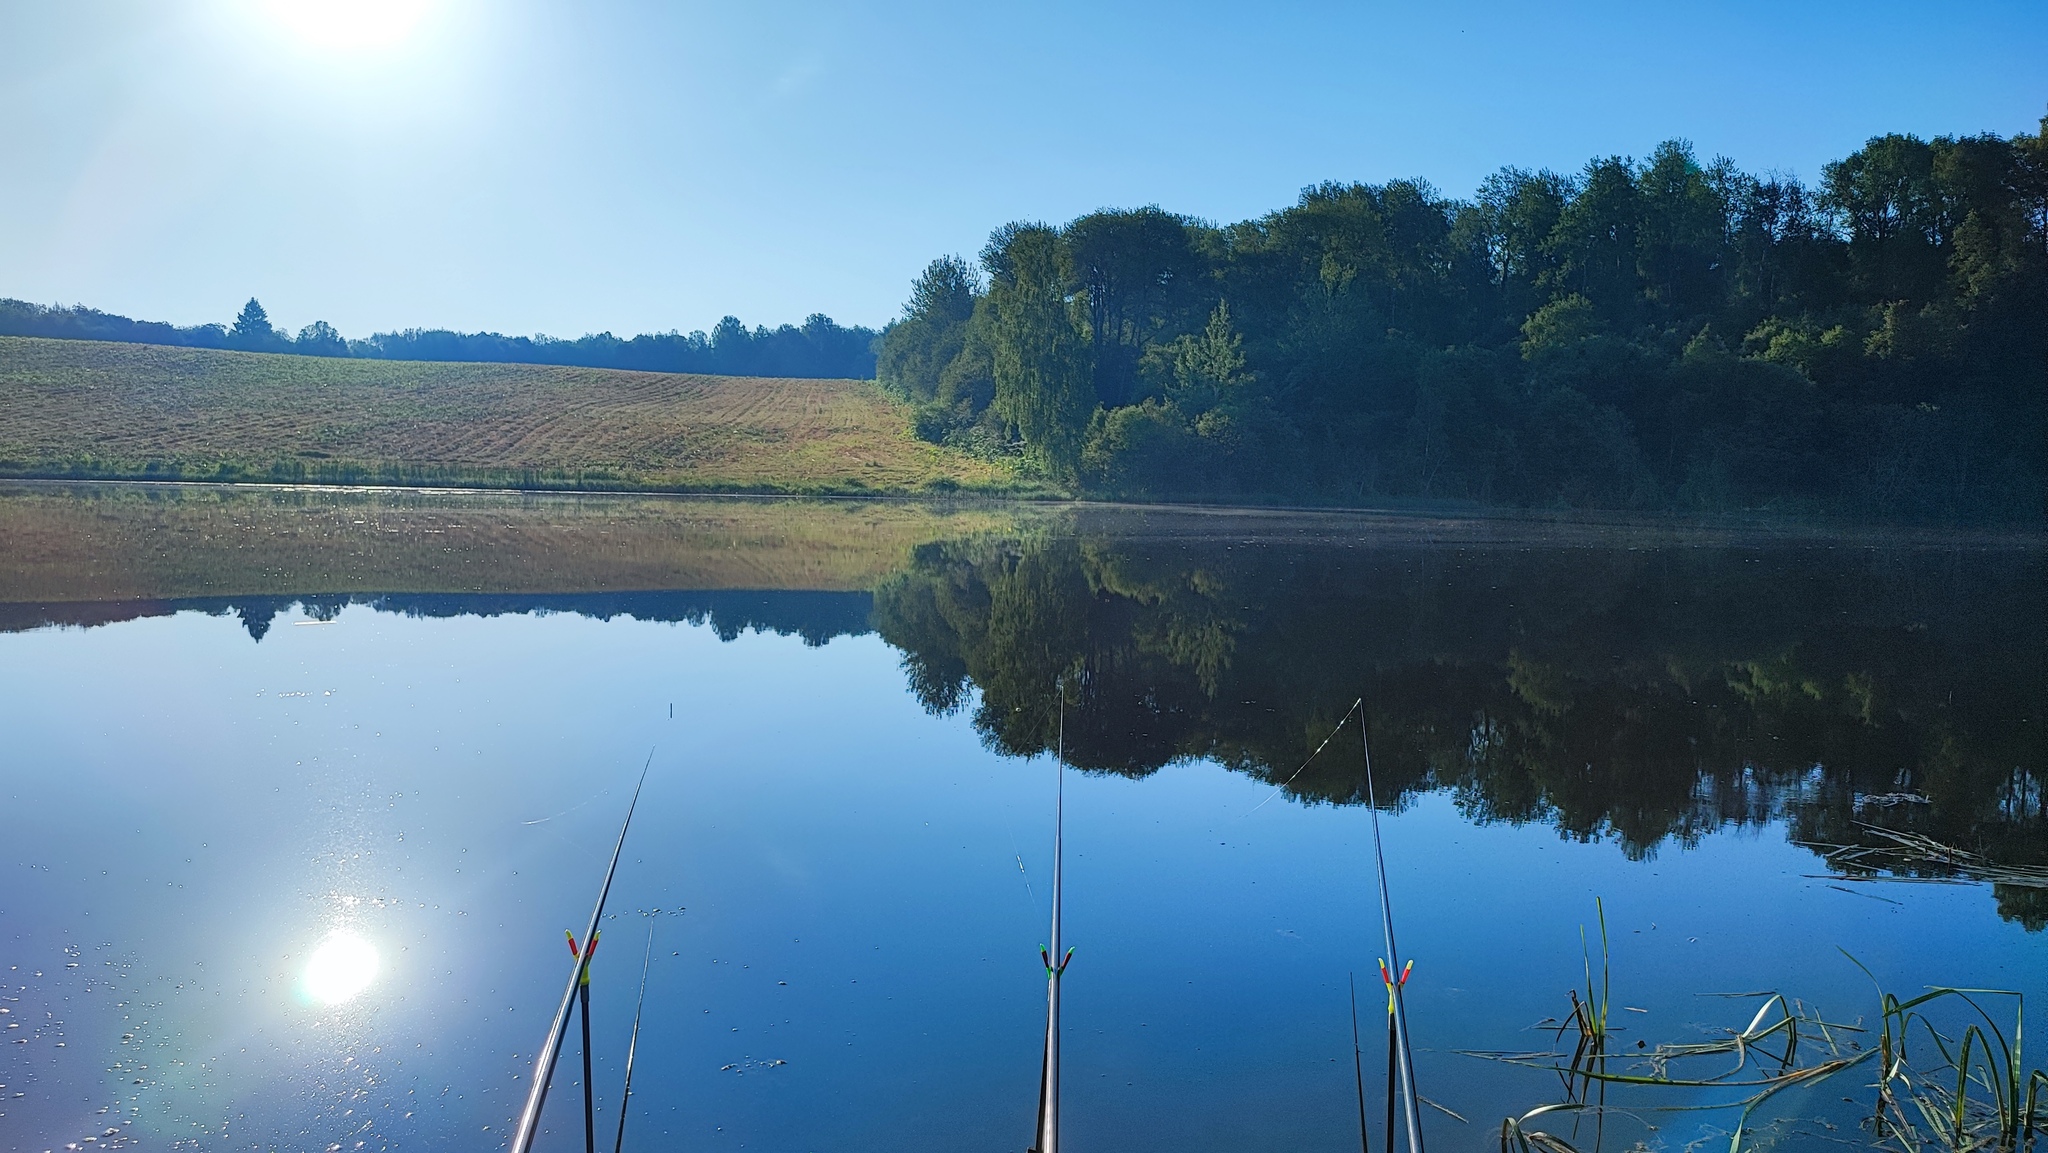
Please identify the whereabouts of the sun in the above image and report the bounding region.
[266,0,430,51]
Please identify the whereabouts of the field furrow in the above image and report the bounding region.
[0,337,1028,495]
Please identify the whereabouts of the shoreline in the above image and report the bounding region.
[3,474,2041,547]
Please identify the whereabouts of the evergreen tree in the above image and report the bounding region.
[228,298,279,349]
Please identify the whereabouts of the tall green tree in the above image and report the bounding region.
[1064,207,1207,407]
[1547,157,1644,321]
[228,297,281,350]
[1160,300,1247,414]
[984,224,1095,480]
[877,256,980,401]
[1634,140,1730,318]
[1725,173,1823,318]
[1468,167,1572,317]
[294,320,348,357]
[1822,133,1947,303]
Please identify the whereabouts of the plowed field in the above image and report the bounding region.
[0,337,1023,494]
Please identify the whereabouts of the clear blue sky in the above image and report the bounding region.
[2,1,2041,339]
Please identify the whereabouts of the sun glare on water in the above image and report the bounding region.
[303,931,381,1005]
[267,0,430,51]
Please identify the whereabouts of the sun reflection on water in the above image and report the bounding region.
[303,931,380,1005]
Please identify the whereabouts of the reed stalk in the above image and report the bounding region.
[1479,912,2046,1153]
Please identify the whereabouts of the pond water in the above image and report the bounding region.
[1,484,2042,1152]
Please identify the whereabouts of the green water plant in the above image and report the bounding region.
[1560,898,1612,1095]
[1478,906,2045,1153]
[1852,953,2047,1153]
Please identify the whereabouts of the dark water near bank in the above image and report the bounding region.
[1,487,2042,1151]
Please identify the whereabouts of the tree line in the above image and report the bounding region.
[0,297,880,379]
[879,120,2048,520]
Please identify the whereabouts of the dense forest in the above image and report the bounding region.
[880,121,2048,520]
[0,297,879,379]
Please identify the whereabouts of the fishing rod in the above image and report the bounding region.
[1359,706,1425,1153]
[510,752,654,1153]
[1382,959,1401,1153]
[1033,683,1074,1153]
[612,918,655,1153]
[576,930,600,1153]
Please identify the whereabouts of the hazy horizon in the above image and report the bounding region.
[3,0,2042,339]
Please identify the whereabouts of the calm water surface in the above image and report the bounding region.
[1,486,2041,1152]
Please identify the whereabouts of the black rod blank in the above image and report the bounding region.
[509,754,653,1153]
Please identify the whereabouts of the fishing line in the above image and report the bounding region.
[1007,813,1039,911]
[1243,697,1364,815]
[523,782,616,826]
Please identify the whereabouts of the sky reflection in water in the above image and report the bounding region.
[0,493,2041,1153]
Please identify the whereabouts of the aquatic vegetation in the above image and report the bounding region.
[1807,824,2048,890]
[1478,907,2047,1153]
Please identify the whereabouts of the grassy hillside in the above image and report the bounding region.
[0,336,1031,495]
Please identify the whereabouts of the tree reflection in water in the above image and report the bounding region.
[872,514,2045,929]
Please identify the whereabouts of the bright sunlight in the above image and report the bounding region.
[265,0,429,51]
[303,931,381,1005]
